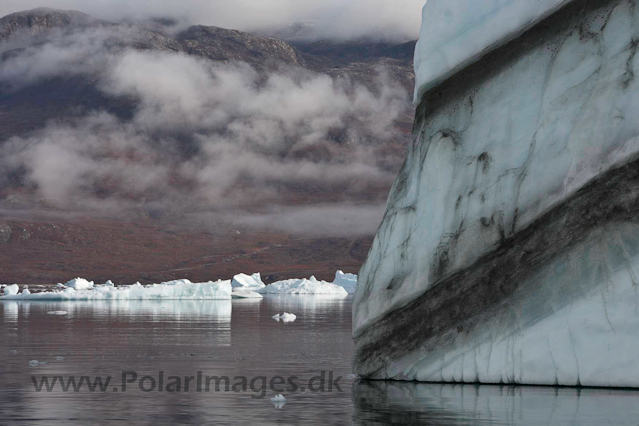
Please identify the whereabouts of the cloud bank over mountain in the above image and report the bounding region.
[0,23,410,235]
[0,0,424,42]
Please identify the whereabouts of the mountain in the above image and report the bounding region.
[0,8,416,284]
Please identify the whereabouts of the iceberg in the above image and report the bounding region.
[0,280,232,300]
[354,0,639,387]
[64,278,94,290]
[413,0,575,103]
[3,284,18,296]
[231,272,265,289]
[258,276,348,296]
[332,270,357,294]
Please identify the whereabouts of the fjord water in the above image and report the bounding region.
[1,297,638,425]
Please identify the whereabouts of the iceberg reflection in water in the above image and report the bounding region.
[352,380,639,425]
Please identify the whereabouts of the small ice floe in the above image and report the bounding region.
[3,284,19,296]
[55,356,65,361]
[272,313,296,322]
[29,360,46,366]
[104,280,114,287]
[271,394,286,409]
[47,311,68,315]
[9,350,20,355]
[22,285,30,295]
[64,278,94,290]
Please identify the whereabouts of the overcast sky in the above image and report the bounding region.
[0,0,425,41]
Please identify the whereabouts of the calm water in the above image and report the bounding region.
[1,297,638,425]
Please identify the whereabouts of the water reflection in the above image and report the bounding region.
[0,297,355,425]
[352,380,639,425]
[1,299,233,322]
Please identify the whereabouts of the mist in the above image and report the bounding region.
[0,25,410,236]
[0,0,424,42]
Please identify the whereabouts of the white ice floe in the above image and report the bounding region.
[21,286,30,295]
[332,270,357,294]
[258,276,348,296]
[28,360,39,366]
[413,0,574,103]
[271,394,286,409]
[272,312,296,322]
[3,284,19,296]
[64,278,94,290]
[231,272,265,289]
[0,280,232,300]
[55,356,65,360]
[47,311,68,315]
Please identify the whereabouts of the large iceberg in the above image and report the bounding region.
[354,0,639,387]
[0,279,232,300]
[413,0,575,103]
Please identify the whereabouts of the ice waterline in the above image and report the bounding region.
[0,270,357,300]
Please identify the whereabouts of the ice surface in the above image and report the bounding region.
[272,312,297,322]
[0,280,232,300]
[64,278,94,290]
[354,0,639,386]
[332,270,357,294]
[258,276,348,296]
[413,0,574,104]
[356,0,639,336]
[231,290,264,299]
[3,284,18,296]
[47,311,68,315]
[231,273,265,288]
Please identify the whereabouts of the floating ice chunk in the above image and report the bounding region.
[333,271,357,294]
[64,278,94,290]
[28,360,39,366]
[271,394,286,408]
[55,356,65,360]
[21,286,30,295]
[104,280,114,287]
[1,280,232,300]
[272,313,296,322]
[47,311,68,315]
[231,273,265,288]
[259,276,348,296]
[3,284,18,296]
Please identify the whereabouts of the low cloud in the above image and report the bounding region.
[0,0,424,42]
[0,27,409,236]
